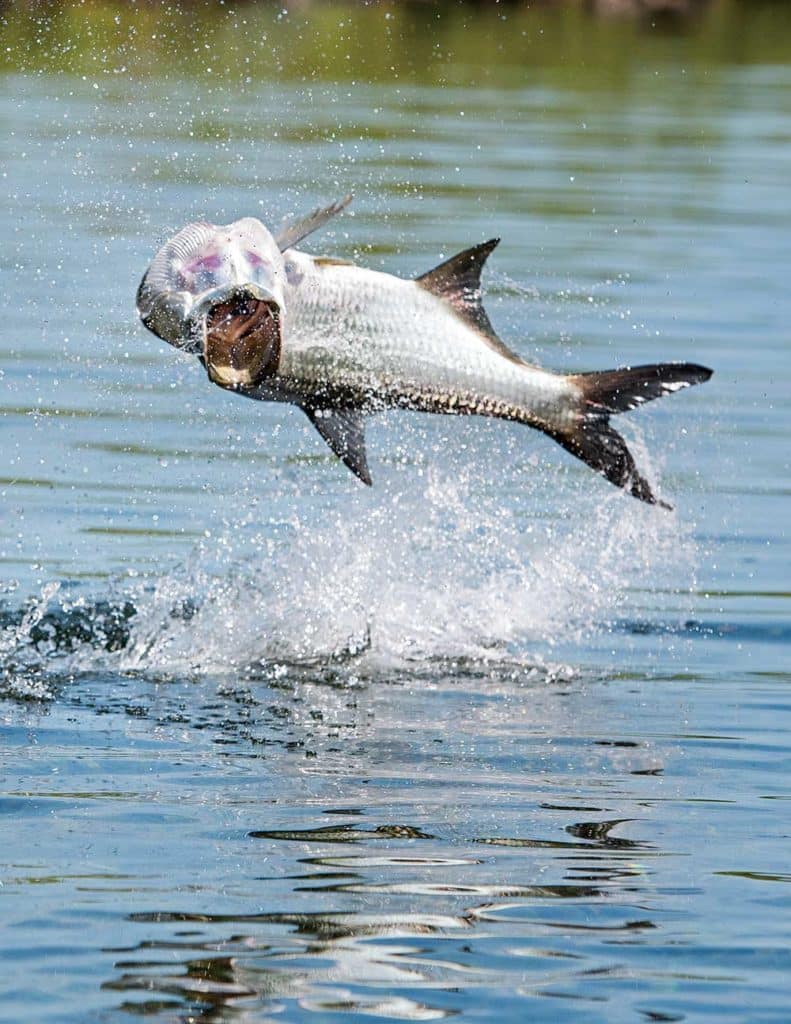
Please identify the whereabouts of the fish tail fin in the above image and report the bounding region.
[545,362,712,508]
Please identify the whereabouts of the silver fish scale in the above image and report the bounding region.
[279,255,576,426]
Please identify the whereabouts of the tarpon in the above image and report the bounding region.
[137,196,711,506]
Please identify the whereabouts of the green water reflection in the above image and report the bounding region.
[3,0,791,90]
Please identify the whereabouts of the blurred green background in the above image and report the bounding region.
[3,0,791,88]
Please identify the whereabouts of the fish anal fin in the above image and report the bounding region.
[416,239,524,365]
[302,405,372,485]
[544,416,670,509]
[275,195,353,253]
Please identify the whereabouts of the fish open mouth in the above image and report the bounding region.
[204,291,281,388]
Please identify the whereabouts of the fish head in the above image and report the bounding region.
[137,217,287,388]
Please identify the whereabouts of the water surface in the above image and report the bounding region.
[1,3,790,1021]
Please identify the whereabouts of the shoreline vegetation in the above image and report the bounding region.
[2,0,790,86]
[0,0,784,14]
[0,0,770,12]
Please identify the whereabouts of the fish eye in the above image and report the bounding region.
[284,259,303,285]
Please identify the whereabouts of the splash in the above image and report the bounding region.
[0,581,62,699]
[1,439,697,697]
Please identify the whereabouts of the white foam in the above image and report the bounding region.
[3,432,697,690]
[112,457,693,677]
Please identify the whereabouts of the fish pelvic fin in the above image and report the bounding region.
[275,195,353,253]
[548,362,712,508]
[416,239,526,365]
[302,405,372,486]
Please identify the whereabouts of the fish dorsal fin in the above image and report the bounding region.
[302,405,372,486]
[275,195,353,253]
[416,239,499,334]
[416,239,523,365]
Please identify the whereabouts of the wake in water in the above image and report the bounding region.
[0,435,697,700]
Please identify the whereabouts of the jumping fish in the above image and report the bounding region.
[137,196,711,506]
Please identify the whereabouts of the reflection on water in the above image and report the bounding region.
[91,673,665,1022]
[2,0,791,1021]
[3,654,791,1020]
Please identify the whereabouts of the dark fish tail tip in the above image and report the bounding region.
[546,361,712,505]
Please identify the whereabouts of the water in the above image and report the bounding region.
[1,2,790,1021]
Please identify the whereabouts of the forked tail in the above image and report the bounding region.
[546,362,712,508]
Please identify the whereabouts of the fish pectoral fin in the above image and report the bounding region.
[302,405,372,486]
[275,195,353,253]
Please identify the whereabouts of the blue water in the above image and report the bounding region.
[1,3,790,1021]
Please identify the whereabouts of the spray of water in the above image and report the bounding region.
[0,425,696,698]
